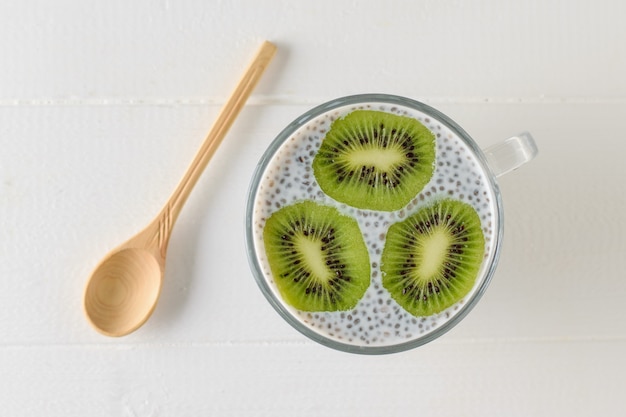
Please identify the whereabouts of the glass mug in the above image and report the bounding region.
[245,94,538,354]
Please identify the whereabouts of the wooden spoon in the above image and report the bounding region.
[84,41,277,337]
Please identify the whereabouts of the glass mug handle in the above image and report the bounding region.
[483,132,538,177]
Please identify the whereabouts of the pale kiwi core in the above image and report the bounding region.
[417,229,450,279]
[297,237,332,280]
[348,147,404,169]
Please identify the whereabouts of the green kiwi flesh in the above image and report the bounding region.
[263,201,370,311]
[312,110,435,211]
[381,199,485,316]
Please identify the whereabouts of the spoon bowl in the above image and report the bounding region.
[83,41,276,336]
[84,248,162,336]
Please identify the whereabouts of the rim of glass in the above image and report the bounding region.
[245,93,504,354]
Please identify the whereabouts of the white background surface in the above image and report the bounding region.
[1,0,625,415]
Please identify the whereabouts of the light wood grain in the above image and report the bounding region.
[1,1,624,101]
[1,341,623,416]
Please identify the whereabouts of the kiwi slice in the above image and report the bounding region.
[381,199,485,316]
[312,110,435,211]
[263,201,370,311]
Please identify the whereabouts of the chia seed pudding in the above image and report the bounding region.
[247,95,501,353]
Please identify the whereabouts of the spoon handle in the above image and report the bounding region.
[162,41,276,237]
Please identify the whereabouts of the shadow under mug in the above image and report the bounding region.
[246,94,538,354]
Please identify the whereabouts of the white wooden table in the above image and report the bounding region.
[1,1,625,415]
